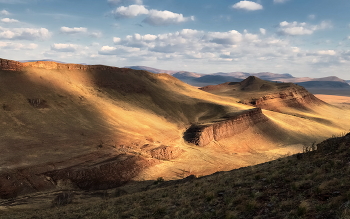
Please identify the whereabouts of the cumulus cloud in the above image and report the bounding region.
[143,10,194,26]
[0,41,37,50]
[60,26,102,38]
[60,26,87,34]
[0,26,51,40]
[0,9,10,15]
[274,0,289,3]
[260,28,266,35]
[232,1,263,11]
[278,21,332,36]
[107,0,142,5]
[94,28,350,75]
[51,43,79,52]
[1,18,19,23]
[206,30,243,45]
[112,4,148,18]
[99,45,140,55]
[111,5,194,26]
[101,28,292,61]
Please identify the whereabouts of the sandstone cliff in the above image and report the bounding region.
[184,108,268,146]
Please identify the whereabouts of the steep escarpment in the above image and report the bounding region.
[200,76,326,112]
[184,108,268,146]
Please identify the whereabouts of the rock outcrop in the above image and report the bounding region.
[149,146,184,160]
[0,58,23,71]
[184,108,268,146]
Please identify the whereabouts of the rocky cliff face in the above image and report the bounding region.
[184,108,268,147]
[0,58,23,71]
[240,86,325,111]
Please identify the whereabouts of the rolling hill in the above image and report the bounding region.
[0,58,349,202]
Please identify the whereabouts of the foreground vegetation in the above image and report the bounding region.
[1,133,350,219]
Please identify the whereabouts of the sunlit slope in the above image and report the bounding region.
[0,63,251,170]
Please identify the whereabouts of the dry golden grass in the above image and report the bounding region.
[1,133,350,219]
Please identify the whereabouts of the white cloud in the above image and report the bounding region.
[317,50,336,56]
[274,0,289,3]
[102,29,294,63]
[0,26,51,40]
[112,4,148,18]
[60,26,87,34]
[0,9,10,15]
[60,26,101,38]
[278,21,332,36]
[92,28,350,76]
[259,28,266,35]
[143,10,194,26]
[113,37,121,43]
[99,45,140,55]
[232,1,263,11]
[206,30,243,45]
[111,5,194,26]
[0,41,37,50]
[51,43,79,52]
[1,18,19,23]
[107,0,142,5]
[143,34,157,41]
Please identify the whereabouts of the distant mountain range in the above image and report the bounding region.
[18,59,67,63]
[126,66,350,90]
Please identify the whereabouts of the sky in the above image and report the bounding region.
[0,0,350,79]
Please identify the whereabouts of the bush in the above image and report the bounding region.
[52,192,74,207]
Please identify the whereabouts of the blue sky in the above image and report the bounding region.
[0,0,350,79]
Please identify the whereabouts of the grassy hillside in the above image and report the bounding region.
[1,59,350,204]
[2,133,350,218]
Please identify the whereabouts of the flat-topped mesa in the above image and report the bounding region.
[184,108,268,147]
[200,76,327,112]
[0,58,120,71]
[240,86,325,111]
